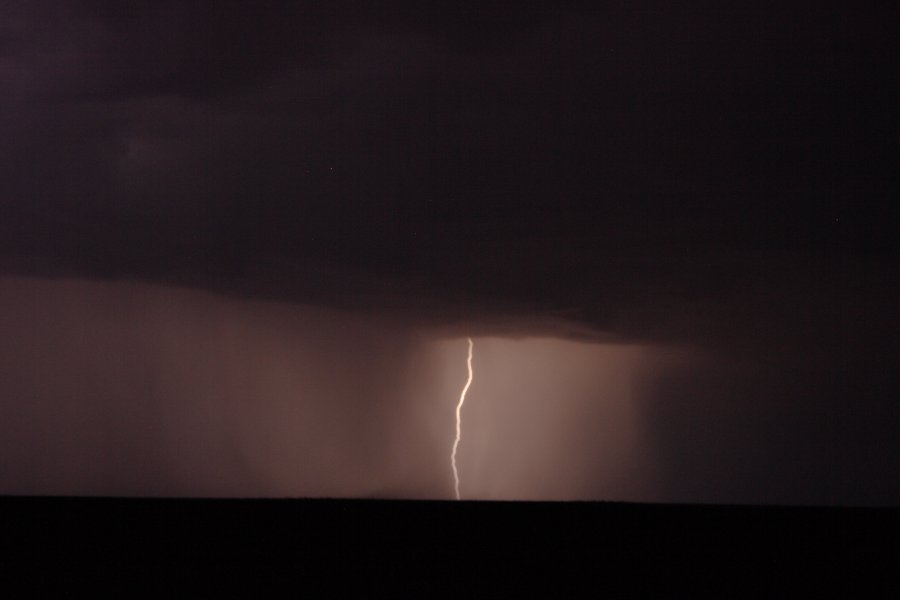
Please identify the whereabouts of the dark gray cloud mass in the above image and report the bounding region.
[0,2,896,503]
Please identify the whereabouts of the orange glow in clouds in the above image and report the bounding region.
[423,335,673,501]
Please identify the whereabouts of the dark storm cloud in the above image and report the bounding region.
[0,2,896,502]
[4,1,892,310]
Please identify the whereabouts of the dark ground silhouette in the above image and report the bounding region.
[1,497,896,595]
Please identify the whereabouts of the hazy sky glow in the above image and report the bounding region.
[4,275,894,505]
[0,276,688,501]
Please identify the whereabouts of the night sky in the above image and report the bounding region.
[0,2,896,504]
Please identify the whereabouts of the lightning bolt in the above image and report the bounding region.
[451,337,474,500]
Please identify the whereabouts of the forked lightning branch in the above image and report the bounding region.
[451,337,474,500]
